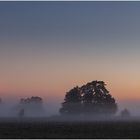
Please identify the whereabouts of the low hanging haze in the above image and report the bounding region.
[0,1,140,115]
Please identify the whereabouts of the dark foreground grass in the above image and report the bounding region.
[0,119,140,138]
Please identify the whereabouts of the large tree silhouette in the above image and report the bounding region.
[60,80,117,116]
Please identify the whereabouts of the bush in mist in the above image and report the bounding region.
[16,96,45,116]
[18,108,25,118]
[120,108,130,117]
[60,80,117,116]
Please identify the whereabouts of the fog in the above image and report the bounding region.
[0,98,140,122]
[0,98,61,118]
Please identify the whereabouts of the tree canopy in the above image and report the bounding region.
[60,80,117,116]
[17,96,44,115]
[20,96,43,105]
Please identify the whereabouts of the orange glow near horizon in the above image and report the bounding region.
[0,52,140,101]
[1,73,140,101]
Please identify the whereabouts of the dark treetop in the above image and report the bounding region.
[60,80,117,116]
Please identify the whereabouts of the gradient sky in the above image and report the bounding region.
[1,1,140,114]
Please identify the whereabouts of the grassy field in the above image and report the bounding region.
[0,118,140,138]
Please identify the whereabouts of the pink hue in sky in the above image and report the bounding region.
[0,43,140,102]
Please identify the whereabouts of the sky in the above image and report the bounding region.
[0,1,140,115]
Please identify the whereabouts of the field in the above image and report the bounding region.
[0,118,140,138]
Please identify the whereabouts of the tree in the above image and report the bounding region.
[120,108,130,117]
[17,96,44,116]
[59,87,82,115]
[20,96,43,106]
[60,80,117,116]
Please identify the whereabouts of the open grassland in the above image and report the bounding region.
[0,119,140,138]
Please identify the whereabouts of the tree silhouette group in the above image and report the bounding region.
[0,80,119,118]
[60,80,117,116]
[20,96,43,106]
[17,96,44,116]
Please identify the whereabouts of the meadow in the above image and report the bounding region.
[0,118,140,138]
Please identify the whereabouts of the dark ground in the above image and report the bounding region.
[0,118,140,138]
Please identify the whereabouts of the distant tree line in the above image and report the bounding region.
[0,80,132,118]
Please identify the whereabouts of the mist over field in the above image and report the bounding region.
[0,97,139,119]
[0,98,59,117]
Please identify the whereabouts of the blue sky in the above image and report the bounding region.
[1,2,140,49]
